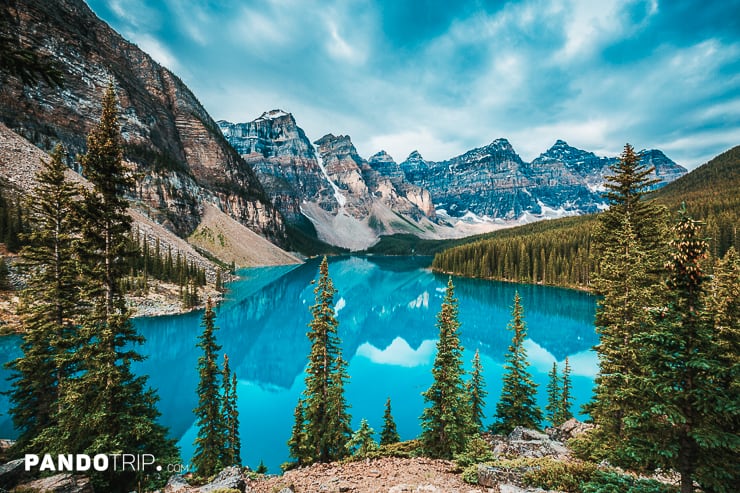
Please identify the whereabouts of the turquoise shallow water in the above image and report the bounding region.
[0,255,598,474]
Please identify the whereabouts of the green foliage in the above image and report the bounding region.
[468,349,487,432]
[420,277,474,458]
[474,457,597,492]
[454,434,494,469]
[6,145,83,454]
[255,460,268,474]
[289,257,352,464]
[625,208,740,493]
[545,362,562,427]
[380,397,401,446]
[123,232,207,298]
[461,464,480,484]
[0,257,8,290]
[0,189,27,252]
[433,146,740,293]
[365,439,422,459]
[585,144,669,467]
[433,216,595,288]
[221,354,241,467]
[580,471,678,493]
[193,298,225,477]
[560,357,573,423]
[492,292,542,433]
[13,86,178,492]
[651,145,740,258]
[346,418,379,458]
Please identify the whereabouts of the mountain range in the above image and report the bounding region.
[0,0,688,258]
[220,111,686,249]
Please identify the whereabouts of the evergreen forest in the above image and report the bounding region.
[432,145,740,288]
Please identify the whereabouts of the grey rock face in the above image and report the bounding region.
[219,112,333,222]
[220,114,436,245]
[400,139,687,220]
[0,0,287,245]
[13,474,93,493]
[0,458,29,489]
[199,466,246,492]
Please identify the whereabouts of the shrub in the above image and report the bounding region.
[461,464,481,484]
[580,471,678,493]
[454,434,494,469]
[365,439,422,459]
[470,457,597,492]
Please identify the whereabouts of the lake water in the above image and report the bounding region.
[0,255,598,473]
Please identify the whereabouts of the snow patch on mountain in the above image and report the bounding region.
[314,145,347,207]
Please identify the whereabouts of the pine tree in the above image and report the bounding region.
[587,143,668,459]
[493,292,542,434]
[468,349,487,432]
[420,277,472,458]
[627,208,739,493]
[6,145,83,454]
[221,354,241,467]
[35,84,177,492]
[290,257,351,464]
[559,357,573,423]
[287,399,308,465]
[380,397,400,446]
[545,362,562,427]
[193,297,225,477]
[0,257,8,290]
[346,418,378,458]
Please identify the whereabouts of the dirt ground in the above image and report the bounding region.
[246,457,492,493]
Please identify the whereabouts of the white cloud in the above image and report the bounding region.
[356,337,436,367]
[555,0,647,60]
[325,20,361,62]
[523,339,599,377]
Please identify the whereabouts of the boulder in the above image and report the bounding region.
[14,474,93,493]
[163,474,193,492]
[508,427,549,442]
[198,466,246,492]
[0,458,30,489]
[477,465,522,488]
[546,419,595,442]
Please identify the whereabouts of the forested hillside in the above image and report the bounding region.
[432,146,740,288]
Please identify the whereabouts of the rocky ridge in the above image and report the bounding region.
[399,139,687,220]
[220,112,686,250]
[0,0,287,247]
[220,113,438,250]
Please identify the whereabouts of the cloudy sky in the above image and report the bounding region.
[85,0,739,169]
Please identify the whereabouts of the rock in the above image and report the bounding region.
[14,474,93,493]
[546,418,595,442]
[0,458,30,489]
[0,0,288,245]
[276,488,295,493]
[198,466,246,492]
[163,474,193,492]
[508,427,550,442]
[477,465,518,488]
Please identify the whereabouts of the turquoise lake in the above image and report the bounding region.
[0,255,598,473]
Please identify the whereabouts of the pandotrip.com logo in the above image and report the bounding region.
[24,454,189,474]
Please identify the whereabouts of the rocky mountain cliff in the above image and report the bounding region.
[220,112,436,250]
[0,0,287,249]
[399,139,687,220]
[220,108,686,248]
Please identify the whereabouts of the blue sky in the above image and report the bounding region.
[85,0,740,169]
